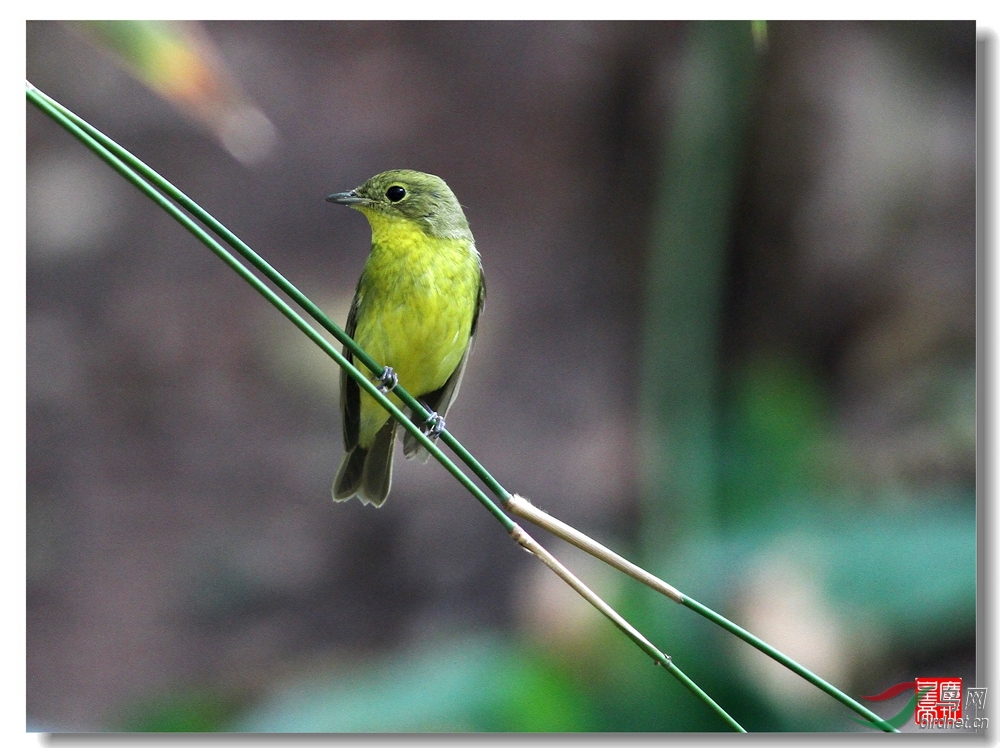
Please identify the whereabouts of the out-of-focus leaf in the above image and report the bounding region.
[234,635,595,732]
[73,21,276,165]
[115,688,246,732]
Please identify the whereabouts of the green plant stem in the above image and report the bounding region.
[510,496,897,732]
[681,597,897,732]
[661,661,747,733]
[512,526,745,732]
[27,81,746,732]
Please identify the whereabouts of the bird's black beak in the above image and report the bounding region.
[326,190,366,205]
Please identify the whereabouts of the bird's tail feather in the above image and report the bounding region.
[332,445,366,501]
[332,420,396,507]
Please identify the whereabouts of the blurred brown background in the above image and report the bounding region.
[26,21,976,732]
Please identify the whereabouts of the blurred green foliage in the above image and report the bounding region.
[116,688,247,732]
[232,637,597,732]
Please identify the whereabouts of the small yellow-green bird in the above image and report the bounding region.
[326,170,485,507]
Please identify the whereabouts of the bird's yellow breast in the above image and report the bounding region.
[352,210,480,444]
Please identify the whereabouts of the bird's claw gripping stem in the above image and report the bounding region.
[377,367,398,394]
[422,413,446,440]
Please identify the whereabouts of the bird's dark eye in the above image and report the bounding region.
[386,185,406,202]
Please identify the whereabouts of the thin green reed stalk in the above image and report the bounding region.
[26,81,745,733]
[27,81,897,733]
